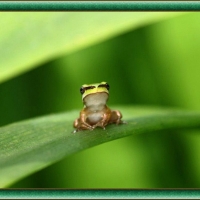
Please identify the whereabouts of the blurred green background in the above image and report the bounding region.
[1,12,200,188]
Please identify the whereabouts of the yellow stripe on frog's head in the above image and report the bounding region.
[80,82,109,100]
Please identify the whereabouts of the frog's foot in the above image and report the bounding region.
[72,123,94,134]
[115,119,127,125]
[72,129,78,134]
[72,127,94,134]
[93,122,107,130]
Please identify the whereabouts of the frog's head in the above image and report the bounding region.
[80,82,109,107]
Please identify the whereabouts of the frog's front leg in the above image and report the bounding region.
[73,118,93,130]
[73,112,94,133]
[93,108,111,130]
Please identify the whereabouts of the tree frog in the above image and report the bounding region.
[73,82,124,133]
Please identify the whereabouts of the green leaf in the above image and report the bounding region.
[1,106,200,187]
[0,12,184,84]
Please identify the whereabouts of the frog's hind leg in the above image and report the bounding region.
[72,118,80,133]
[109,110,125,125]
[73,118,79,129]
[73,118,94,133]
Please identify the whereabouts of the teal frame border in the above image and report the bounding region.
[0,1,200,199]
[0,189,200,199]
[0,1,200,11]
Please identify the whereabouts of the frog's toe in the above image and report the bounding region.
[72,129,78,134]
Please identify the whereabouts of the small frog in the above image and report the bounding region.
[72,82,124,133]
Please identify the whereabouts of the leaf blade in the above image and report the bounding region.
[0,12,184,83]
[1,106,200,187]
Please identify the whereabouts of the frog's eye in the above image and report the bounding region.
[80,86,95,94]
[105,83,110,91]
[98,83,109,91]
[80,87,85,94]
